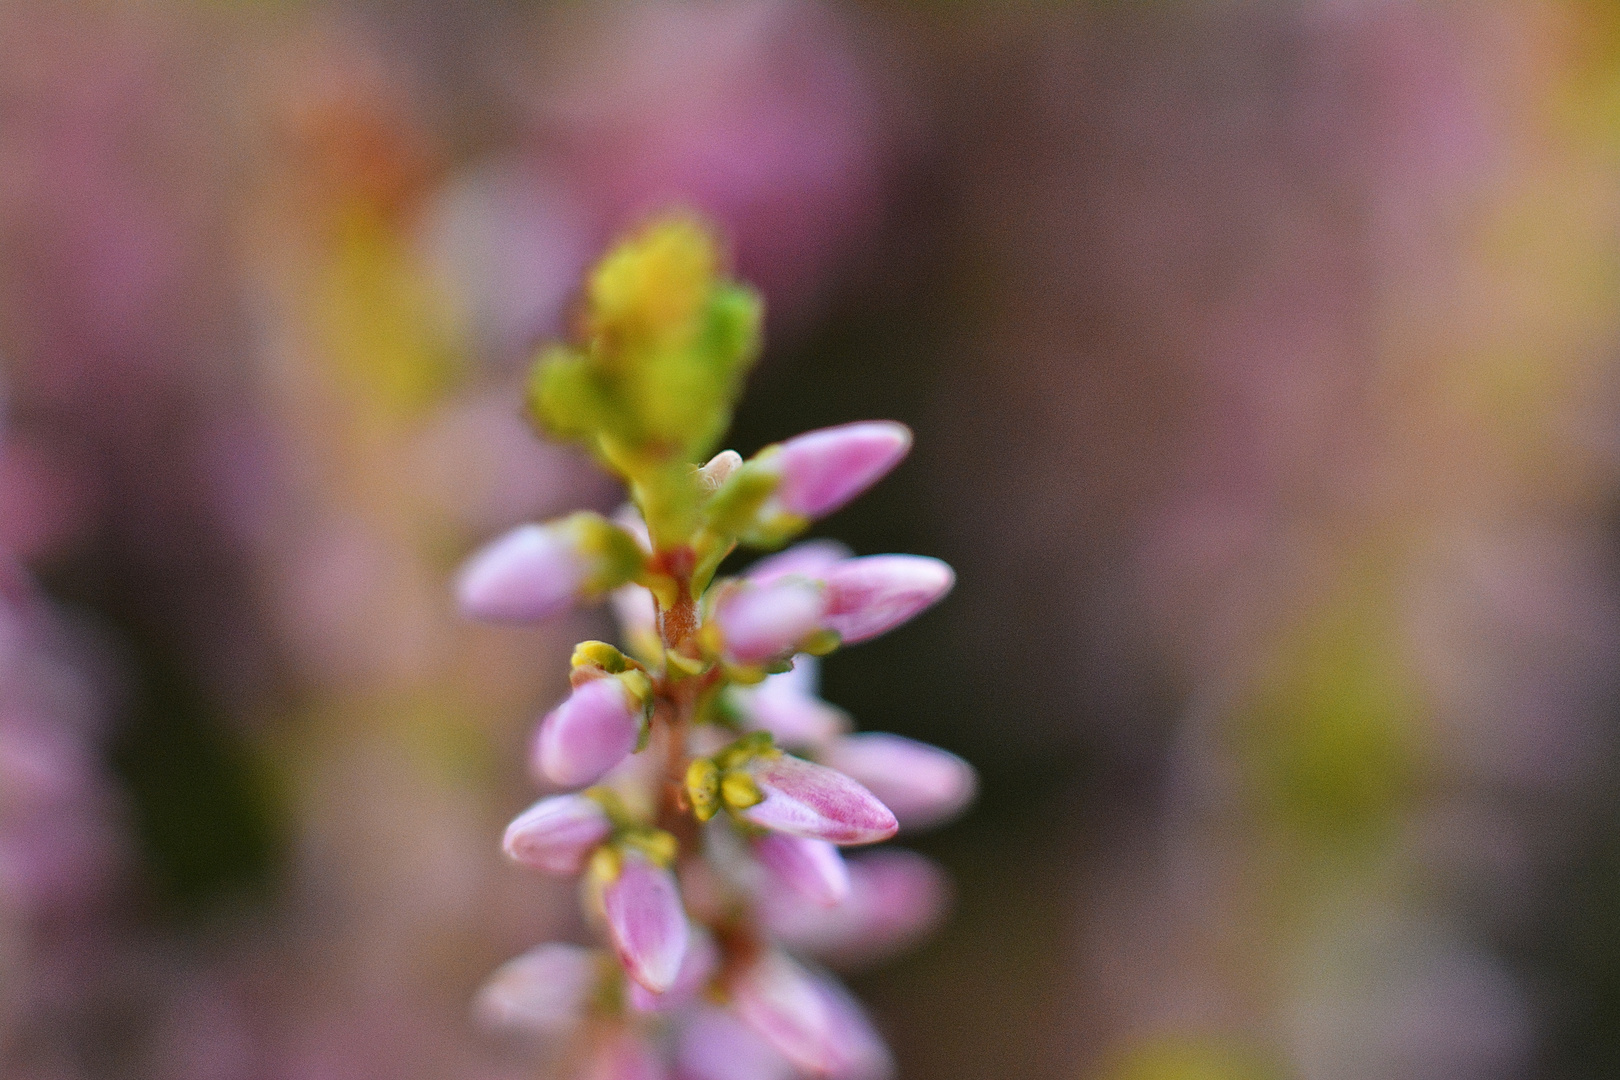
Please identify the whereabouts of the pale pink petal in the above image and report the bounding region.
[628,927,718,1013]
[503,794,614,874]
[602,851,689,994]
[754,833,850,907]
[739,755,897,845]
[733,662,851,749]
[535,677,643,788]
[675,1006,796,1080]
[819,734,977,830]
[730,952,892,1079]
[456,522,588,623]
[821,556,953,644]
[761,849,949,969]
[714,579,827,664]
[744,540,853,586]
[772,422,911,519]
[474,943,598,1035]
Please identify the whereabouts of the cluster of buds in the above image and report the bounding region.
[458,218,973,1079]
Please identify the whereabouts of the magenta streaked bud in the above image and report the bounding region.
[733,660,851,749]
[585,1032,669,1080]
[675,1006,796,1080]
[762,849,949,968]
[755,833,850,907]
[473,942,598,1034]
[770,422,911,519]
[744,540,853,587]
[819,734,977,831]
[628,927,718,1013]
[714,579,827,665]
[535,676,645,788]
[730,952,893,1079]
[821,556,954,644]
[503,793,614,874]
[456,522,590,623]
[738,754,897,846]
[602,851,689,994]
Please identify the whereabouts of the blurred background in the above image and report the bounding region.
[5,2,1620,1078]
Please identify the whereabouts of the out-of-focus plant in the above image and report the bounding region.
[457,216,974,1079]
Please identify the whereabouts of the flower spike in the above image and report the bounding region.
[468,217,961,1080]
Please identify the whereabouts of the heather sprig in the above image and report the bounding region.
[461,216,973,1079]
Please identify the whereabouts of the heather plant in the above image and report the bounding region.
[457,216,974,1080]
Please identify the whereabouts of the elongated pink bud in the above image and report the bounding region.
[713,578,827,665]
[456,523,589,623]
[457,512,644,623]
[602,851,689,994]
[771,422,911,519]
[730,952,892,1079]
[585,1032,669,1080]
[738,754,897,845]
[744,540,852,586]
[676,1006,796,1080]
[819,734,976,831]
[474,942,598,1034]
[821,556,954,644]
[628,927,718,1013]
[535,677,644,788]
[755,833,850,907]
[733,661,851,749]
[761,849,948,969]
[503,793,614,874]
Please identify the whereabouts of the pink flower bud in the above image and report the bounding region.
[503,793,614,874]
[738,754,897,845]
[675,1006,796,1080]
[535,676,644,788]
[729,952,892,1079]
[713,579,827,664]
[585,1032,669,1080]
[819,734,976,831]
[602,851,689,994]
[474,942,598,1034]
[770,422,911,519]
[628,927,718,1013]
[456,522,589,623]
[754,833,850,907]
[733,659,851,749]
[761,849,949,969]
[744,540,852,586]
[822,556,954,644]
